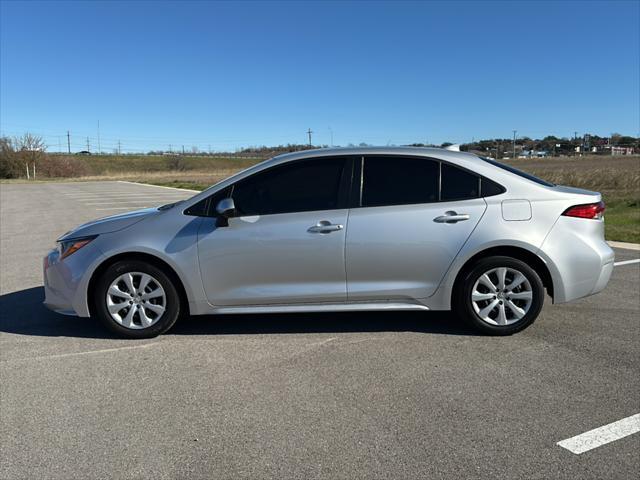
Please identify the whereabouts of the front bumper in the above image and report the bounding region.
[43,242,104,317]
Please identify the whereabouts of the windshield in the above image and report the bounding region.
[480,157,555,187]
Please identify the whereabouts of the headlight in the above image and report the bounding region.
[57,235,97,260]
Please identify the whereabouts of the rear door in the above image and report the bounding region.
[345,156,487,300]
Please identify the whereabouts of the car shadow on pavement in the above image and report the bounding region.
[172,310,475,336]
[0,286,477,338]
[0,287,118,339]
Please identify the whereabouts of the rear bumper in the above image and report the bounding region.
[591,260,614,296]
[539,216,615,303]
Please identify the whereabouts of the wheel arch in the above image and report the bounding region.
[452,245,554,301]
[87,251,190,317]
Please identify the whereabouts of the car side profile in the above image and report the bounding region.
[43,147,614,338]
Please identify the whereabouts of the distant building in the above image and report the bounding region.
[519,150,549,158]
[611,146,635,156]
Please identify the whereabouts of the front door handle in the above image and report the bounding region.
[307,220,344,234]
[433,211,470,224]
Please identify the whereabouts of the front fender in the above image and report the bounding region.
[80,216,208,317]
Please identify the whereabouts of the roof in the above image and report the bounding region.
[270,146,481,164]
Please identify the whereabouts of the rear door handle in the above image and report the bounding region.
[307,220,344,234]
[433,211,470,224]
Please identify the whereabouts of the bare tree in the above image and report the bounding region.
[16,133,46,152]
[16,133,46,169]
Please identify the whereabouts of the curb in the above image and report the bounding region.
[608,241,640,251]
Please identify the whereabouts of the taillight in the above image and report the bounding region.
[562,201,605,220]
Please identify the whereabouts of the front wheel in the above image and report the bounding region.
[94,260,181,338]
[453,256,544,335]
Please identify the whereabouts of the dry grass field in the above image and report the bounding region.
[2,153,638,242]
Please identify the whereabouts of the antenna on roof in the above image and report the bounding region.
[444,144,461,151]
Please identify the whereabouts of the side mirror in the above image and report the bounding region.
[215,198,235,227]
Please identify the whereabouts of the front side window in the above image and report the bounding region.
[231,157,348,216]
[362,156,439,207]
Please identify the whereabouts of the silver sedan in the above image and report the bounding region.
[43,147,614,338]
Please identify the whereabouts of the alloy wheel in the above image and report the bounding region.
[470,267,533,326]
[106,271,166,329]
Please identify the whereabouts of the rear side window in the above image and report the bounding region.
[441,164,480,201]
[480,157,555,187]
[362,156,439,207]
[232,157,347,216]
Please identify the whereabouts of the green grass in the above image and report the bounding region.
[602,196,640,243]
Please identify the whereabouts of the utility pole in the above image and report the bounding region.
[67,131,71,154]
[86,137,90,153]
[169,144,172,153]
[307,128,313,146]
[328,127,334,147]
[97,120,101,154]
[182,145,185,155]
[512,130,517,159]
[117,140,121,155]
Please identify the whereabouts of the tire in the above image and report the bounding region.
[453,256,544,335]
[94,260,181,338]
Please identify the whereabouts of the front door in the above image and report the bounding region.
[197,156,352,306]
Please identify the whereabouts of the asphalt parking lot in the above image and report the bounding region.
[1,181,639,479]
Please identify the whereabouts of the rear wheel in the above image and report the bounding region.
[94,260,181,338]
[453,256,544,335]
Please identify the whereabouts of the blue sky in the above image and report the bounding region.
[1,0,638,152]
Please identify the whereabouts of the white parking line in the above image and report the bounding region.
[614,259,640,267]
[557,413,640,454]
[3,343,159,362]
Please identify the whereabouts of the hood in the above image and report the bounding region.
[58,208,158,241]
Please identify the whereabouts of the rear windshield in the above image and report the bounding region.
[480,157,555,187]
